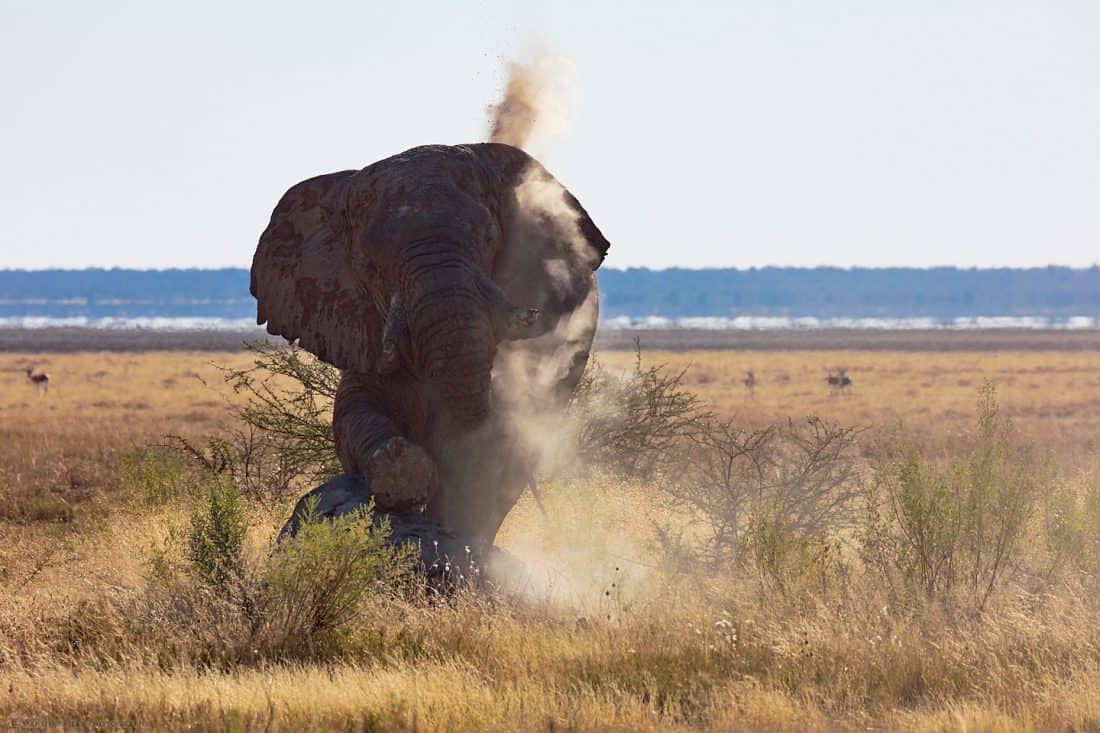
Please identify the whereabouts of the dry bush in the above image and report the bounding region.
[569,343,708,480]
[664,416,860,570]
[172,342,341,501]
[176,340,709,498]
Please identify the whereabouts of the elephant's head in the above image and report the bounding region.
[250,144,608,427]
[366,246,542,426]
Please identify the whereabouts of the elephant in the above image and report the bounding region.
[251,142,609,551]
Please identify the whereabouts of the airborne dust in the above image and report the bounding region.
[483,53,652,610]
[487,49,574,153]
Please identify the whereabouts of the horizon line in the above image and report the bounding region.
[2,264,1100,274]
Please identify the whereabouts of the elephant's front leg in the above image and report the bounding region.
[334,370,436,513]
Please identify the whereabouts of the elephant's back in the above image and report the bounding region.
[351,143,539,200]
[354,144,499,192]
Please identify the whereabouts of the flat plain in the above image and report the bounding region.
[2,341,1100,731]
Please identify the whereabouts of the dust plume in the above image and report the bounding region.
[487,50,575,153]
[485,49,644,607]
[490,246,632,608]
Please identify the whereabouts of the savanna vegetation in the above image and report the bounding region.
[1,346,1100,731]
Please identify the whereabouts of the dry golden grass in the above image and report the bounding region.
[0,351,249,429]
[0,352,249,525]
[601,350,1100,461]
[5,348,1098,464]
[1,348,1100,732]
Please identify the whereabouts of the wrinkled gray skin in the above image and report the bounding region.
[252,143,609,550]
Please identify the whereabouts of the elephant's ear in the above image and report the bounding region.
[562,189,610,271]
[469,142,610,270]
[250,171,380,373]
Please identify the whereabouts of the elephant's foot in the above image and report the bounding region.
[365,436,436,512]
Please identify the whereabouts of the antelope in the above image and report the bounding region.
[743,370,756,399]
[25,367,50,395]
[826,368,852,397]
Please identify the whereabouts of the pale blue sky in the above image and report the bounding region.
[2,1,1098,270]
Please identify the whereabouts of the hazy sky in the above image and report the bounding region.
[2,1,1098,270]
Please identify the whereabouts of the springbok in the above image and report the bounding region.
[743,370,756,399]
[25,367,50,395]
[826,368,852,397]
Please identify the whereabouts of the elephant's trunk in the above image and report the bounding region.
[393,241,542,426]
[405,261,497,426]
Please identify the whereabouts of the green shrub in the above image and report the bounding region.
[186,479,248,591]
[862,383,1039,609]
[745,502,846,599]
[1043,476,1100,579]
[258,496,417,658]
[224,342,342,479]
[145,492,417,664]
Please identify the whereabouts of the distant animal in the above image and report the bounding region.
[25,367,50,395]
[743,370,756,399]
[826,368,852,397]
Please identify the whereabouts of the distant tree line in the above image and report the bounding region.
[0,268,250,303]
[597,267,1100,318]
[1,266,1098,319]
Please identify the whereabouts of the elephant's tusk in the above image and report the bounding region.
[378,293,409,374]
[528,475,548,517]
[511,307,540,329]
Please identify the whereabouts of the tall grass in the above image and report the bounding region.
[3,348,1100,731]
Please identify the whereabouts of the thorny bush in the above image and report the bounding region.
[179,340,710,497]
[568,341,708,480]
[173,342,341,501]
[664,416,861,569]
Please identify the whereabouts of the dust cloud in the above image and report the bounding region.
[483,51,650,610]
[487,50,575,153]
